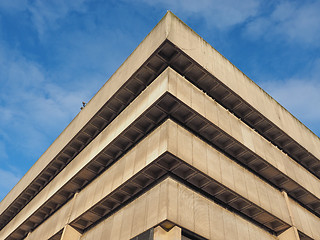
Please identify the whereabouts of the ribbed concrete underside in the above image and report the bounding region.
[1,11,319,240]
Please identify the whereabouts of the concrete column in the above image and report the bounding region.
[278,227,300,240]
[154,225,181,240]
[281,191,300,240]
[61,225,82,240]
[60,192,82,240]
[25,232,31,239]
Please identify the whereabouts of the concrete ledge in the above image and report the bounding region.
[2,68,319,240]
[79,178,277,240]
[3,12,320,231]
[18,120,293,239]
[0,9,171,220]
[165,11,320,177]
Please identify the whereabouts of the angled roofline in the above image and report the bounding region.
[1,11,320,231]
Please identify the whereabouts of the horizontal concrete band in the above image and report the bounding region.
[57,120,291,233]
[289,197,320,240]
[0,10,171,222]
[164,12,320,178]
[0,65,173,240]
[10,120,318,240]
[3,12,320,230]
[2,68,320,240]
[70,178,275,240]
[33,178,278,240]
[163,69,320,206]
[3,13,320,230]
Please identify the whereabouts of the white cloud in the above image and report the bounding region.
[137,0,260,29]
[0,0,28,12]
[260,59,320,136]
[245,1,320,46]
[0,1,135,163]
[0,169,21,201]
[0,0,87,38]
[28,0,87,37]
[0,141,8,160]
[0,40,97,157]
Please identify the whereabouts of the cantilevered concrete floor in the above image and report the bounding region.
[1,11,319,240]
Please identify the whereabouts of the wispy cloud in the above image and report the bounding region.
[27,0,87,38]
[0,0,319,203]
[139,0,320,47]
[0,141,8,160]
[0,1,134,169]
[245,1,320,46]
[261,58,320,135]
[136,0,260,29]
[0,169,21,201]
[0,42,97,157]
[0,0,87,38]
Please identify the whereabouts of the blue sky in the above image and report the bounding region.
[0,0,319,201]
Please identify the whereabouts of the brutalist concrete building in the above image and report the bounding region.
[1,12,320,240]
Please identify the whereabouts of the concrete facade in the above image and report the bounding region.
[1,12,319,240]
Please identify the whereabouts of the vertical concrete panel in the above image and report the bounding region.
[192,135,207,174]
[222,210,238,239]
[119,202,135,240]
[101,163,115,198]
[206,146,222,183]
[241,126,256,153]
[153,225,181,240]
[98,215,114,240]
[176,72,192,106]
[277,193,291,224]
[232,160,248,199]
[283,158,298,186]
[263,142,278,168]
[235,216,249,239]
[220,153,235,190]
[177,123,192,164]
[231,119,244,144]
[266,187,283,222]
[208,200,224,240]
[244,169,261,206]
[158,180,168,223]
[122,149,135,183]
[255,179,272,215]
[191,85,205,116]
[168,69,177,96]
[167,178,178,224]
[167,121,178,156]
[292,164,312,196]
[91,171,104,204]
[145,184,161,228]
[296,205,313,239]
[251,132,267,161]
[204,96,219,127]
[133,139,148,174]
[275,153,288,176]
[131,192,148,237]
[178,184,195,232]
[146,126,161,164]
[110,209,123,240]
[194,192,210,239]
[111,158,126,191]
[217,103,232,134]
[159,120,169,154]
[91,222,103,240]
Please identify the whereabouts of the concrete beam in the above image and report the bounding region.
[277,227,300,240]
[154,226,181,240]
[61,225,82,240]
